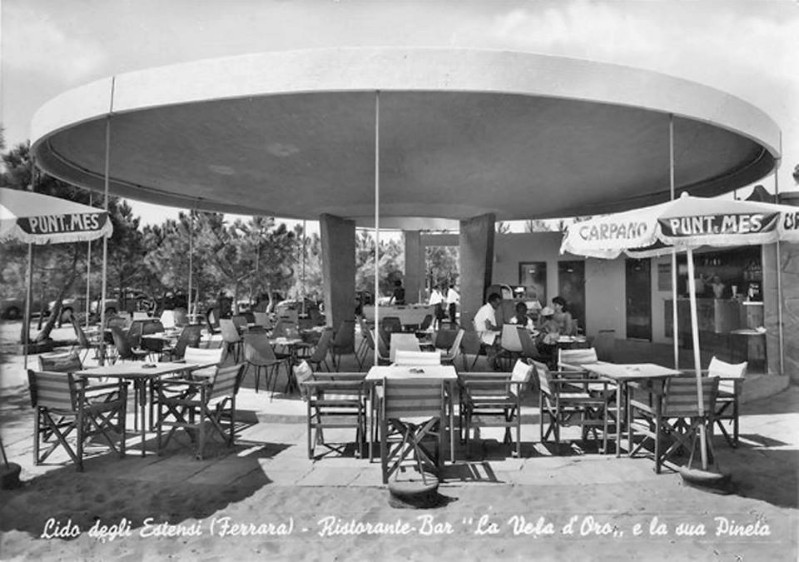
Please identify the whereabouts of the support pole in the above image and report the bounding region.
[686,248,708,470]
[774,133,785,375]
[23,244,33,370]
[669,115,679,370]
[188,209,194,321]
[85,193,93,328]
[99,80,114,364]
[374,90,381,365]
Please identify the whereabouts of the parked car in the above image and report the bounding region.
[46,296,88,323]
[0,297,42,320]
[90,289,155,316]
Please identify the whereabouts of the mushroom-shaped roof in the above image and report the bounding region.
[31,48,779,224]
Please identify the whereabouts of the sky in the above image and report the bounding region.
[2,0,798,228]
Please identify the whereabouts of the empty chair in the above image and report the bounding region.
[629,376,719,473]
[558,348,599,372]
[219,318,243,363]
[110,326,149,363]
[242,333,291,394]
[433,328,459,350]
[439,328,465,366]
[70,319,102,364]
[360,328,391,367]
[460,359,533,457]
[534,360,610,452]
[381,316,403,335]
[389,332,421,363]
[253,311,271,329]
[380,378,445,484]
[155,364,246,459]
[183,346,226,379]
[330,319,357,371]
[301,372,367,459]
[231,314,249,333]
[706,357,747,447]
[393,350,442,366]
[460,330,483,372]
[132,311,150,321]
[497,324,523,370]
[28,369,128,471]
[38,351,82,373]
[160,324,203,361]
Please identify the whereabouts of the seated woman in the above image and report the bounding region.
[536,306,560,367]
[509,301,535,331]
[551,296,577,336]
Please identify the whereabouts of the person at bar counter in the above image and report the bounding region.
[509,301,535,331]
[389,279,405,306]
[551,296,577,336]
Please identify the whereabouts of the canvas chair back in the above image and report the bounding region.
[461,330,482,355]
[28,370,77,411]
[39,352,82,373]
[445,329,465,356]
[662,377,719,418]
[509,359,534,396]
[231,315,248,332]
[558,348,598,371]
[531,360,553,399]
[500,324,523,353]
[110,326,135,359]
[707,356,747,395]
[383,378,444,419]
[382,316,403,334]
[389,332,421,363]
[433,328,458,350]
[132,312,149,321]
[209,364,244,401]
[419,314,433,331]
[219,319,241,344]
[184,346,225,378]
[394,350,441,366]
[517,327,539,358]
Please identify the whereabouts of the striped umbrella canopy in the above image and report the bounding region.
[561,192,799,259]
[0,188,112,244]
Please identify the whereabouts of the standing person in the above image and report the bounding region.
[389,279,406,305]
[446,282,460,325]
[428,282,446,329]
[551,296,576,336]
[473,292,502,369]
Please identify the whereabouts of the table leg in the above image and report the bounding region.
[449,381,455,463]
[139,379,147,457]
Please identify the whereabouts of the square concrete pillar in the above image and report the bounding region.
[403,230,423,304]
[320,214,356,334]
[459,213,495,330]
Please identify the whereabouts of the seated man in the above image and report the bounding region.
[509,301,535,331]
[473,293,502,345]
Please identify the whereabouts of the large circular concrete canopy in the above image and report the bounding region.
[31,48,780,224]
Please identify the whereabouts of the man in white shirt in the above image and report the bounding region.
[473,292,502,345]
[428,282,447,329]
[446,283,460,324]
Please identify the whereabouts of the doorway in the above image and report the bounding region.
[625,258,652,340]
[557,261,586,333]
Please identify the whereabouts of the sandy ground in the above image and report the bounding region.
[1,320,797,561]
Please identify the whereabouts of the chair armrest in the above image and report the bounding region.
[156,378,209,389]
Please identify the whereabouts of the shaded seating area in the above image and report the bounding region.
[27,369,128,471]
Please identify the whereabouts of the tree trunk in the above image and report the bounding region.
[34,244,81,343]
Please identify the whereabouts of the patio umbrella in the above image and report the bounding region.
[0,187,113,367]
[560,192,799,469]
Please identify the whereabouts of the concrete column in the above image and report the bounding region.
[768,192,799,381]
[320,214,356,335]
[459,213,495,330]
[403,230,423,304]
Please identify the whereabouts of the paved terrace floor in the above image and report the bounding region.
[0,323,797,560]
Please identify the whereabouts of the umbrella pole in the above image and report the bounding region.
[669,115,679,369]
[685,248,708,470]
[99,114,112,365]
[23,243,32,370]
[85,192,93,328]
[302,219,307,317]
[374,90,380,366]
[188,209,193,321]
[774,133,785,375]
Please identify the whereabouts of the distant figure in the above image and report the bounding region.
[389,279,406,306]
[710,275,726,299]
[551,296,576,336]
[428,282,447,328]
[509,301,535,331]
[446,283,460,324]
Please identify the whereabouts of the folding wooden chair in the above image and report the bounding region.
[155,364,245,459]
[460,359,533,457]
[706,357,747,447]
[28,369,128,471]
[497,324,523,371]
[380,378,445,484]
[534,360,610,452]
[301,373,367,459]
[558,347,599,372]
[629,376,719,473]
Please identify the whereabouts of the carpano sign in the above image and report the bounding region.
[19,213,107,235]
[578,221,650,242]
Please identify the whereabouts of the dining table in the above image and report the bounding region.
[365,364,459,463]
[75,361,215,456]
[581,362,682,457]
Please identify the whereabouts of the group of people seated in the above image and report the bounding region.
[474,292,577,367]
